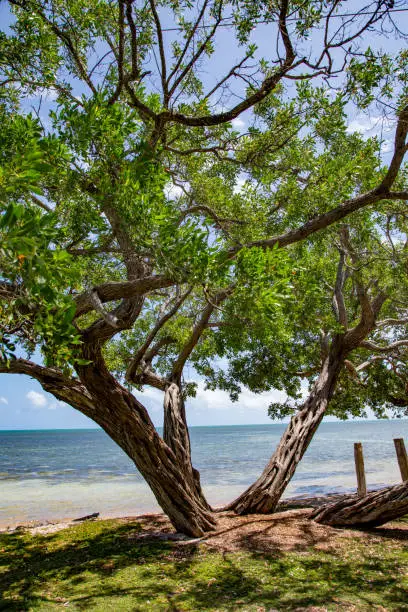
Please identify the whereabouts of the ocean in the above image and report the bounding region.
[1,420,408,527]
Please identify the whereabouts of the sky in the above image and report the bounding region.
[1,2,407,429]
[0,367,292,429]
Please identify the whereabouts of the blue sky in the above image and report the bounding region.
[0,369,291,429]
[1,2,407,429]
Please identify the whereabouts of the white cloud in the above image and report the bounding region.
[26,390,48,408]
[191,381,287,414]
[25,391,66,410]
[346,118,370,134]
[48,400,66,411]
[166,183,184,200]
[346,114,395,137]
[43,87,59,101]
[381,140,393,153]
[231,117,245,129]
[135,386,164,412]
[0,396,8,405]
[27,87,59,101]
[233,177,246,194]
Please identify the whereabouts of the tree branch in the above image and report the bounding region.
[171,287,231,378]
[9,0,97,95]
[74,275,175,318]
[0,281,20,301]
[202,52,253,102]
[167,1,223,101]
[30,194,53,212]
[125,0,139,80]
[149,0,169,105]
[379,106,408,190]
[332,247,348,328]
[126,288,192,383]
[233,103,408,256]
[360,339,408,353]
[355,355,390,373]
[166,0,209,89]
[231,187,383,254]
[0,358,95,417]
[179,204,246,227]
[376,317,408,328]
[108,0,125,105]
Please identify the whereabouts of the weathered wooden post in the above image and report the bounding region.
[393,438,408,482]
[354,442,367,497]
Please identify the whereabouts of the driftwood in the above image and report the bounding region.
[311,482,408,528]
[72,512,100,522]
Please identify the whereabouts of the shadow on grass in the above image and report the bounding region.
[0,520,407,611]
[363,525,408,541]
[0,520,176,610]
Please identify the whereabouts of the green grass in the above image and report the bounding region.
[1,518,407,611]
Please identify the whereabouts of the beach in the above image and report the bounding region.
[1,420,408,528]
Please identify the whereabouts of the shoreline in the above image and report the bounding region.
[0,492,352,534]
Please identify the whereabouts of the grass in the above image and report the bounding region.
[0,518,407,611]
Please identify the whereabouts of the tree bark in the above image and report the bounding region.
[311,482,408,527]
[77,350,215,536]
[163,380,210,509]
[226,336,346,515]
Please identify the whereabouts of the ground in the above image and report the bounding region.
[0,509,407,611]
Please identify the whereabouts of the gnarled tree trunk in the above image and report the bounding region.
[311,482,408,527]
[163,380,210,509]
[226,336,346,515]
[78,352,216,536]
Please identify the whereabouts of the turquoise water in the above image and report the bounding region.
[1,420,408,526]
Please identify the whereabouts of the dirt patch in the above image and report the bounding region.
[197,509,366,553]
[113,508,408,555]
[5,497,408,555]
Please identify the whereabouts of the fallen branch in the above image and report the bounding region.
[311,482,408,528]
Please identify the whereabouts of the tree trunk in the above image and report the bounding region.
[226,337,345,515]
[163,380,210,509]
[77,353,216,536]
[311,482,408,527]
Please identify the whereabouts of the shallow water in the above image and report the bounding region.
[1,420,407,526]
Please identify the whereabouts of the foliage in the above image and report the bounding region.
[0,111,81,367]
[0,0,408,422]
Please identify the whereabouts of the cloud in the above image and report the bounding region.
[26,390,67,411]
[233,177,246,194]
[346,114,394,137]
[0,396,8,405]
[134,380,288,419]
[191,381,287,414]
[231,117,245,129]
[48,400,66,411]
[381,140,393,153]
[27,87,59,102]
[166,183,183,200]
[26,390,48,408]
[135,386,164,412]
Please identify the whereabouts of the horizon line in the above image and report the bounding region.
[1,417,406,433]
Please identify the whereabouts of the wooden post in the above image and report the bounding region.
[394,438,408,482]
[354,442,367,497]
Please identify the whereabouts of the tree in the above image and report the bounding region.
[223,219,408,514]
[1,0,408,535]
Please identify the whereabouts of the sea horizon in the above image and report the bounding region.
[2,416,407,432]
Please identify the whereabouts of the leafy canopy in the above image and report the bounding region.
[1,0,408,420]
